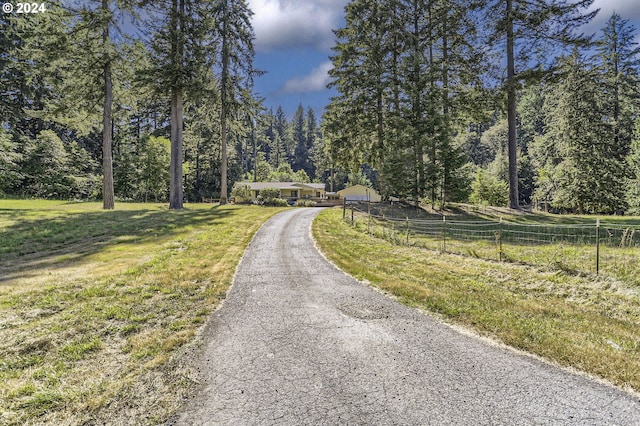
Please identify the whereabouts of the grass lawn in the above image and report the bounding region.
[0,200,286,425]
[313,207,640,394]
[351,203,640,285]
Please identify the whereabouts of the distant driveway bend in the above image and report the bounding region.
[174,207,640,425]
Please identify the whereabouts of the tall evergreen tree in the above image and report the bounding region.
[327,0,395,196]
[327,0,483,204]
[144,0,218,209]
[486,0,598,208]
[168,0,186,209]
[39,1,139,208]
[1,4,71,136]
[435,0,483,207]
[0,10,34,132]
[306,107,321,180]
[0,129,21,194]
[626,119,640,215]
[595,13,640,168]
[594,14,640,214]
[213,0,256,205]
[0,11,42,191]
[395,0,433,203]
[182,88,221,202]
[536,50,624,213]
[269,134,286,169]
[100,0,116,209]
[273,106,290,164]
[292,104,309,176]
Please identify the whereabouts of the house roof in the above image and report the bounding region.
[235,182,326,191]
[337,184,379,195]
[295,183,326,190]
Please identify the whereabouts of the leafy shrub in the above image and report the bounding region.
[231,184,253,204]
[259,188,280,200]
[262,197,289,207]
[256,188,289,207]
[253,194,289,207]
[255,188,288,206]
[469,169,508,207]
[295,199,317,207]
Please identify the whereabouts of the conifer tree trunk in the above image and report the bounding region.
[506,0,519,209]
[195,139,201,200]
[102,0,115,209]
[613,34,620,148]
[170,88,184,208]
[411,0,421,208]
[252,119,257,182]
[219,0,229,205]
[169,0,184,209]
[376,91,385,196]
[220,107,228,204]
[441,7,449,210]
[428,0,437,210]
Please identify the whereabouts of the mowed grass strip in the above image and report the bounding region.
[0,200,286,425]
[313,208,640,393]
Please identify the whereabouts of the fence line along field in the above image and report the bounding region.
[346,202,640,287]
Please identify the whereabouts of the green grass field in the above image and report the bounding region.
[3,200,639,423]
[0,200,286,425]
[313,207,640,394]
[349,203,640,286]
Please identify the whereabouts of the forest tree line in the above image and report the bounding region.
[2,0,640,214]
[1,0,266,208]
[325,0,640,214]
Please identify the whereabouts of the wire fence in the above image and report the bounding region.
[343,202,640,286]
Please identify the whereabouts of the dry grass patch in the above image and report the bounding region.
[0,200,286,425]
[313,208,640,393]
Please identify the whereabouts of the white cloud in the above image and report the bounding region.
[591,0,640,21]
[280,61,333,93]
[585,0,640,39]
[248,0,348,52]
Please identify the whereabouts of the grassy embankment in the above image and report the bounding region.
[313,206,640,393]
[0,200,285,425]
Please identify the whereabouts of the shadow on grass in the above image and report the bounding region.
[0,206,231,283]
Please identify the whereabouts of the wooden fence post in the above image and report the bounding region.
[442,215,446,252]
[596,218,600,275]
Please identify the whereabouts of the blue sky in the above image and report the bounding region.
[248,0,640,119]
[583,0,640,42]
[248,0,349,117]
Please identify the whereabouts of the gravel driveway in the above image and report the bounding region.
[173,208,640,425]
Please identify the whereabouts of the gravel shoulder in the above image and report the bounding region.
[172,207,640,425]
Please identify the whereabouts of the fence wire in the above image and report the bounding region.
[347,204,640,286]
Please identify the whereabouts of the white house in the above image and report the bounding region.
[337,185,382,202]
[234,182,327,200]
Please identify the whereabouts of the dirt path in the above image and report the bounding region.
[172,208,640,425]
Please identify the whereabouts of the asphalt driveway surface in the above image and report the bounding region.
[174,208,640,425]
